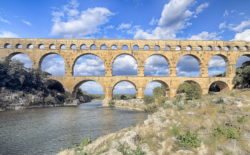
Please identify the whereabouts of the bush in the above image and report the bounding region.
[118,143,145,155]
[177,81,202,100]
[143,96,154,104]
[213,124,241,140]
[233,61,250,89]
[108,100,115,107]
[79,137,92,147]
[176,131,201,148]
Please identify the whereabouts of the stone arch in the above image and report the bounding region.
[49,44,56,50]
[122,45,129,50]
[111,44,118,50]
[209,81,229,93]
[144,45,150,50]
[177,54,201,77]
[39,52,65,76]
[177,80,203,98]
[144,80,170,97]
[186,45,192,51]
[80,44,87,50]
[236,54,250,68]
[133,45,139,50]
[144,54,169,76]
[100,44,107,50]
[38,44,45,49]
[72,80,105,97]
[207,45,213,51]
[70,44,77,50]
[208,54,228,77]
[154,45,160,51]
[112,80,137,99]
[165,45,171,51]
[90,44,97,50]
[112,53,138,76]
[4,43,12,48]
[72,53,105,76]
[27,44,34,49]
[60,44,66,50]
[7,52,33,68]
[16,44,23,49]
[196,45,203,51]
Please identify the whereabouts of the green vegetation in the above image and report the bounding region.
[108,100,115,107]
[213,124,241,140]
[233,61,250,89]
[177,81,202,100]
[118,143,145,155]
[176,131,201,149]
[113,94,136,100]
[143,96,154,104]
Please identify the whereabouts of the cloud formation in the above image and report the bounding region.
[0,31,19,38]
[189,31,220,40]
[51,0,113,37]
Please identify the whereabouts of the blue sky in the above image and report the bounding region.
[3,0,250,95]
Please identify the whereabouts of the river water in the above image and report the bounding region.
[0,100,147,155]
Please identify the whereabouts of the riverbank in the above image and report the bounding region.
[111,99,146,111]
[59,89,250,155]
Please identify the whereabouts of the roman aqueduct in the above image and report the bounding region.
[0,38,249,104]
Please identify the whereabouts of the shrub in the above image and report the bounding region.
[143,96,154,104]
[177,81,202,100]
[108,100,115,107]
[213,124,241,140]
[237,115,247,124]
[233,61,250,89]
[118,143,145,155]
[176,131,201,148]
[153,86,166,99]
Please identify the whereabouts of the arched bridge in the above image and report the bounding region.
[0,38,249,104]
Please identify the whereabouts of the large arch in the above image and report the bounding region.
[72,80,104,98]
[177,54,201,77]
[144,54,169,76]
[72,54,105,76]
[112,80,137,100]
[208,81,229,93]
[144,80,170,97]
[39,53,65,76]
[7,52,33,68]
[208,54,228,77]
[112,54,138,76]
[177,80,202,99]
[46,79,65,93]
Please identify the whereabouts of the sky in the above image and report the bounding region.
[2,0,250,95]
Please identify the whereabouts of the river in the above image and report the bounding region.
[0,100,147,155]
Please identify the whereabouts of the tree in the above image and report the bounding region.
[177,82,202,100]
[233,61,250,89]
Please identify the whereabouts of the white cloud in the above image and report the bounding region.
[223,10,229,17]
[0,31,19,38]
[134,0,208,39]
[11,54,32,68]
[113,55,137,75]
[117,23,132,30]
[233,29,250,41]
[51,0,113,37]
[22,20,32,26]
[195,2,209,15]
[231,20,250,32]
[149,18,158,26]
[189,31,220,40]
[0,17,11,24]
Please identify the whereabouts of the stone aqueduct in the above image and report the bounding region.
[0,38,249,104]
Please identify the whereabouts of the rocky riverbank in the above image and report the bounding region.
[59,89,250,155]
[111,99,146,111]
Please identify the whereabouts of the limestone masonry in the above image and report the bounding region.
[0,38,249,104]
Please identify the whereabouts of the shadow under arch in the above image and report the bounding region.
[209,81,229,93]
[72,53,105,76]
[112,53,138,76]
[112,80,137,99]
[72,80,105,98]
[46,79,65,93]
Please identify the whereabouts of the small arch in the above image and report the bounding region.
[196,45,203,51]
[175,45,181,51]
[186,45,192,51]
[215,46,222,51]
[209,81,229,93]
[112,80,137,100]
[165,45,171,51]
[224,46,230,51]
[16,44,23,49]
[4,43,12,49]
[111,44,118,50]
[90,44,97,50]
[50,44,56,50]
[122,45,129,50]
[233,46,240,51]
[144,45,150,50]
[154,45,160,51]
[100,44,107,50]
[71,44,77,50]
[27,44,34,49]
[242,46,248,51]
[80,44,87,50]
[60,44,66,50]
[38,44,45,49]
[133,45,139,50]
[207,45,213,51]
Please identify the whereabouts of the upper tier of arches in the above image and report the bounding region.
[1,39,249,52]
